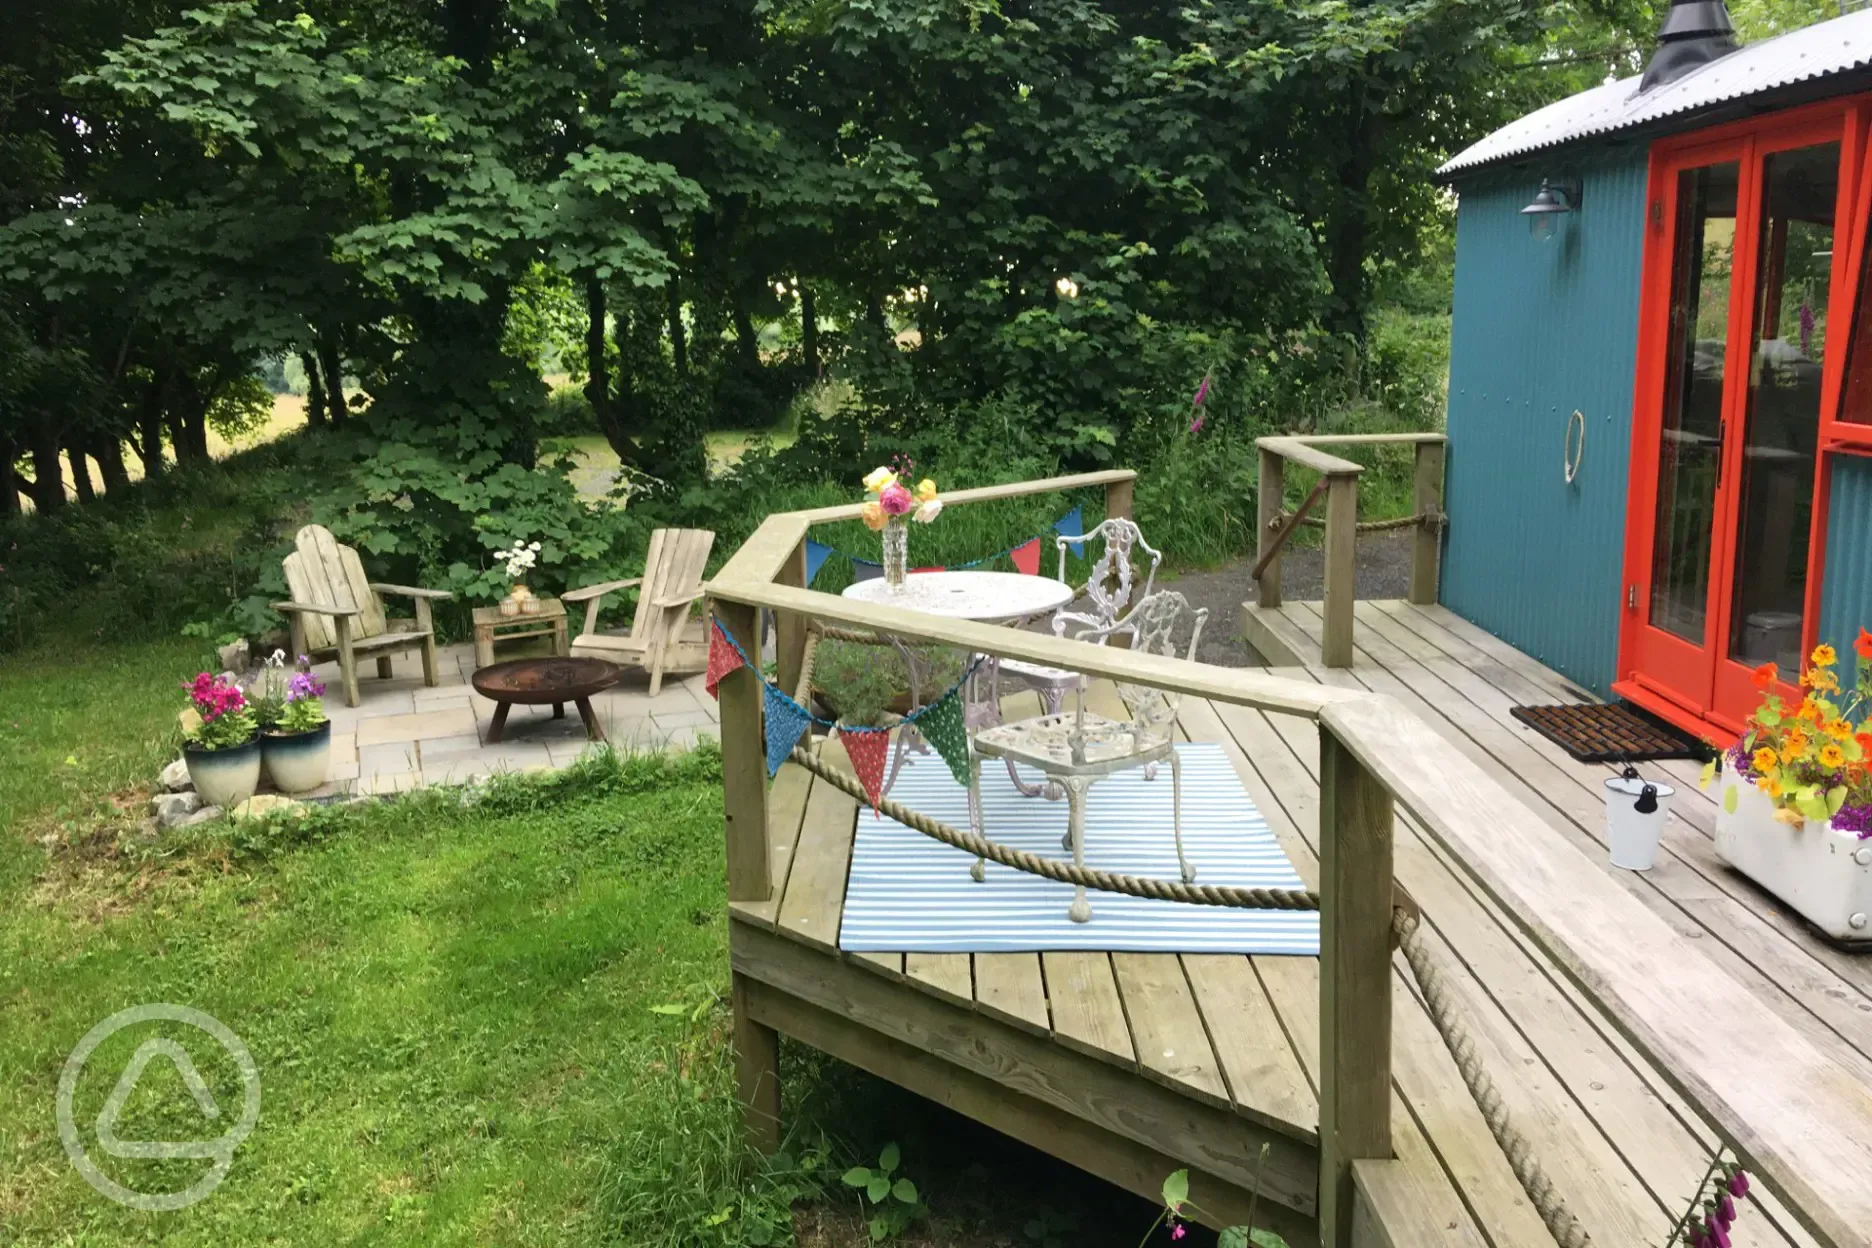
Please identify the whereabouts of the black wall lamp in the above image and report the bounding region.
[1521,176,1582,243]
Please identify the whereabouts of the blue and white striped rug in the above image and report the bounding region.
[839,742,1320,955]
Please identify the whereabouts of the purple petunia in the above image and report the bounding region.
[1832,802,1872,839]
[287,670,326,702]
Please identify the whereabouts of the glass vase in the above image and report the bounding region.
[881,519,908,590]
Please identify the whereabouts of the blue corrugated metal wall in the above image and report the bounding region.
[1443,147,1651,694]
[1821,455,1872,662]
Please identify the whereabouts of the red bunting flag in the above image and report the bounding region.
[911,565,943,574]
[840,726,893,813]
[705,620,745,700]
[1010,537,1042,576]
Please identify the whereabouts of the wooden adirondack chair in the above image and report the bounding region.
[272,525,454,707]
[563,528,714,696]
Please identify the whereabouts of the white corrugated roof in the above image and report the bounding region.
[1440,10,1872,178]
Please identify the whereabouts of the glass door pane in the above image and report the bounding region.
[1650,162,1739,643]
[1726,141,1837,671]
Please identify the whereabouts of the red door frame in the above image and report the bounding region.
[1616,99,1868,741]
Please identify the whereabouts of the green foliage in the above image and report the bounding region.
[842,1141,926,1242]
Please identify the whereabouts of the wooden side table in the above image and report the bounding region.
[472,598,570,669]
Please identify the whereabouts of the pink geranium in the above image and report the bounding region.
[184,673,248,722]
[878,482,916,516]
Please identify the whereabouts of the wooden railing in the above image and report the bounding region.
[1254,434,1446,667]
[707,469,1872,1248]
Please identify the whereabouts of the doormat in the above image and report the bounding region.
[1510,701,1706,764]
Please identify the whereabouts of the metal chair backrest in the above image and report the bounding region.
[1052,518,1162,639]
[1069,590,1208,748]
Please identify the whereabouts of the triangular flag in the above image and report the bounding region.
[762,685,812,776]
[1010,537,1042,576]
[1053,505,1085,558]
[805,540,834,585]
[911,565,943,574]
[705,619,745,699]
[914,689,971,787]
[840,726,892,811]
[851,559,884,582]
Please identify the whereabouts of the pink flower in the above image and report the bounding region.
[1192,375,1209,406]
[878,482,916,517]
[1189,414,1206,434]
[1728,1170,1749,1199]
[1169,1223,1185,1241]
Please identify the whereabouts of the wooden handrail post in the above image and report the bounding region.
[1256,447,1284,608]
[1105,474,1134,524]
[1321,473,1357,667]
[1409,441,1445,607]
[713,597,771,903]
[775,536,809,697]
[1318,726,1395,1247]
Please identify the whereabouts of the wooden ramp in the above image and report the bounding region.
[728,671,1827,1247]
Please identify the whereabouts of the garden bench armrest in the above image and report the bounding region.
[369,583,453,601]
[273,600,361,617]
[651,588,708,610]
[563,578,641,603]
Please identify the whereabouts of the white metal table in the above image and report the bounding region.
[842,571,1076,795]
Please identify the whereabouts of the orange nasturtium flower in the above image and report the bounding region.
[1750,662,1778,691]
[1858,628,1872,661]
[1752,747,1780,774]
[1765,777,1785,799]
[1820,743,1848,769]
[1858,731,1872,757]
[1826,717,1855,741]
[1797,697,1825,723]
[1813,643,1839,668]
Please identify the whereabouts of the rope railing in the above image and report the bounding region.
[778,740,1592,1247]
[1269,510,1446,534]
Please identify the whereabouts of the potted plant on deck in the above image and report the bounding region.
[262,660,331,794]
[181,673,262,809]
[1707,634,1872,941]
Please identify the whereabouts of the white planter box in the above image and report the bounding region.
[1714,776,1872,942]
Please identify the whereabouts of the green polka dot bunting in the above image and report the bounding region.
[916,690,972,786]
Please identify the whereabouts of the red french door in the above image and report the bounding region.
[1620,111,1857,735]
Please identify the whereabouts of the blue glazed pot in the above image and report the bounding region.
[183,735,262,809]
[262,722,332,795]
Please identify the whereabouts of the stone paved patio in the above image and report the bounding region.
[311,642,720,796]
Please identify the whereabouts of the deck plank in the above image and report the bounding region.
[736,760,815,929]
[1111,952,1232,1110]
[974,952,1052,1035]
[776,741,860,954]
[905,952,973,1006]
[1182,954,1318,1136]
[1043,952,1138,1069]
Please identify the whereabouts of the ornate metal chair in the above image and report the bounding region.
[965,591,1209,923]
[992,518,1162,798]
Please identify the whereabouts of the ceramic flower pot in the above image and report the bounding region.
[262,722,332,795]
[1715,774,1872,941]
[183,736,262,809]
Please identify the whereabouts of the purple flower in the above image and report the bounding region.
[1729,1170,1750,1199]
[1717,1192,1735,1223]
[1192,376,1210,407]
[1708,1220,1731,1248]
[1832,802,1872,838]
[287,671,326,702]
[1189,414,1206,435]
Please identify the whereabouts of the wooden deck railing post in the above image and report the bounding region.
[1409,441,1444,607]
[1256,447,1284,608]
[1318,726,1395,1248]
[715,597,772,903]
[775,536,809,698]
[1105,475,1134,524]
[1321,472,1358,668]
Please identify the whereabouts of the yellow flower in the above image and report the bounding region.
[1810,667,1841,694]
[1797,697,1823,723]
[860,500,886,532]
[1813,643,1839,668]
[1752,747,1779,774]
[1825,717,1854,741]
[862,466,897,493]
[1765,777,1785,799]
[1820,743,1847,768]
[915,478,938,502]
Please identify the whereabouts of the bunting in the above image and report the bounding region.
[850,559,884,582]
[762,684,813,776]
[1010,537,1042,576]
[841,725,893,811]
[804,539,835,585]
[1054,504,1085,558]
[915,691,972,786]
[705,621,745,698]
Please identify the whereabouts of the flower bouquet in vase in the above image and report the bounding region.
[1705,633,1872,940]
[859,460,941,590]
[497,540,543,616]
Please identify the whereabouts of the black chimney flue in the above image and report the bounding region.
[1639,0,1739,94]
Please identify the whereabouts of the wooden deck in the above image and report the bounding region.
[728,611,1842,1248]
